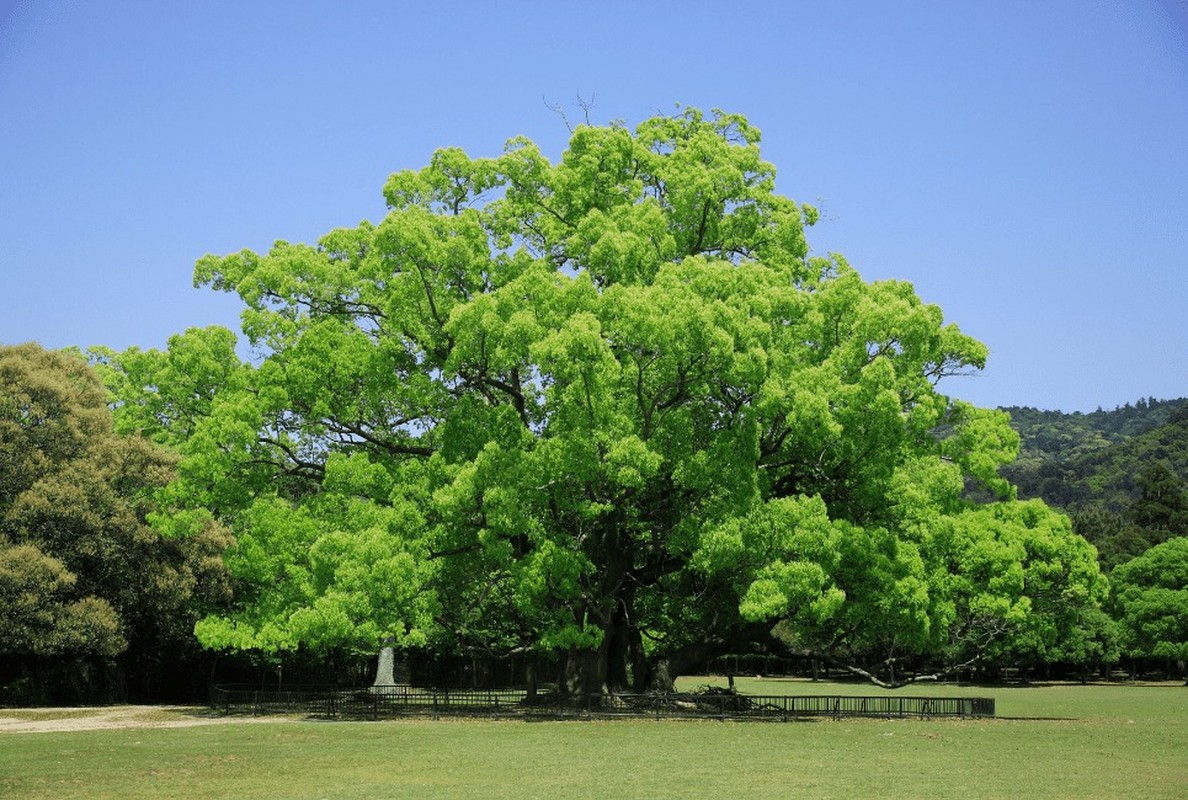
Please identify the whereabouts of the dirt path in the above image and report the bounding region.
[0,706,297,734]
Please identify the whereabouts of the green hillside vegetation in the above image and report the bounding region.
[1005,398,1184,459]
[1003,398,1188,512]
[1001,399,1188,568]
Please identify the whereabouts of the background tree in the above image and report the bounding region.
[1110,537,1188,674]
[1128,462,1188,542]
[0,343,231,702]
[117,108,1107,694]
[1071,505,1146,571]
[0,544,123,659]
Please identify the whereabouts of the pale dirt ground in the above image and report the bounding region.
[0,706,298,734]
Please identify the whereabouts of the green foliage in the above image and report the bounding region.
[0,343,232,677]
[1129,462,1188,538]
[107,108,1106,688]
[0,543,124,657]
[90,325,243,448]
[1000,399,1188,570]
[1002,398,1188,514]
[1110,537,1188,661]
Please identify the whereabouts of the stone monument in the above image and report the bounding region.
[372,635,397,688]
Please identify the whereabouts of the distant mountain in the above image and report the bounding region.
[1001,397,1188,513]
[997,398,1188,568]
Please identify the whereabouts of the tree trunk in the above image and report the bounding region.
[647,639,727,691]
[646,621,778,691]
[562,602,637,699]
[628,626,651,691]
[525,660,537,701]
[604,615,633,691]
[564,646,608,699]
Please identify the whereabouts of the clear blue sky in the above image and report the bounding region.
[2,0,1186,412]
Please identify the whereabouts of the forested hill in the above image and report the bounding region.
[999,397,1188,568]
[1004,398,1187,466]
[1001,397,1188,511]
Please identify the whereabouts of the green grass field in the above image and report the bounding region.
[2,679,1185,799]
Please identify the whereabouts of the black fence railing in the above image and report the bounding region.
[550,692,994,721]
[209,684,344,716]
[326,686,529,719]
[209,684,994,721]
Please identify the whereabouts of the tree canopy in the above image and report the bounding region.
[0,343,231,699]
[103,108,1108,692]
[1110,537,1188,663]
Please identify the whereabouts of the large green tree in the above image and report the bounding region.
[112,108,1106,693]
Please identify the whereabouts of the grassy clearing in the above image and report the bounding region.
[2,680,1185,800]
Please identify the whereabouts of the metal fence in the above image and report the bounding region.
[327,686,529,719]
[209,684,994,721]
[209,684,342,716]
[551,692,994,721]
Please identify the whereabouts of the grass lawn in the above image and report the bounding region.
[2,679,1185,799]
